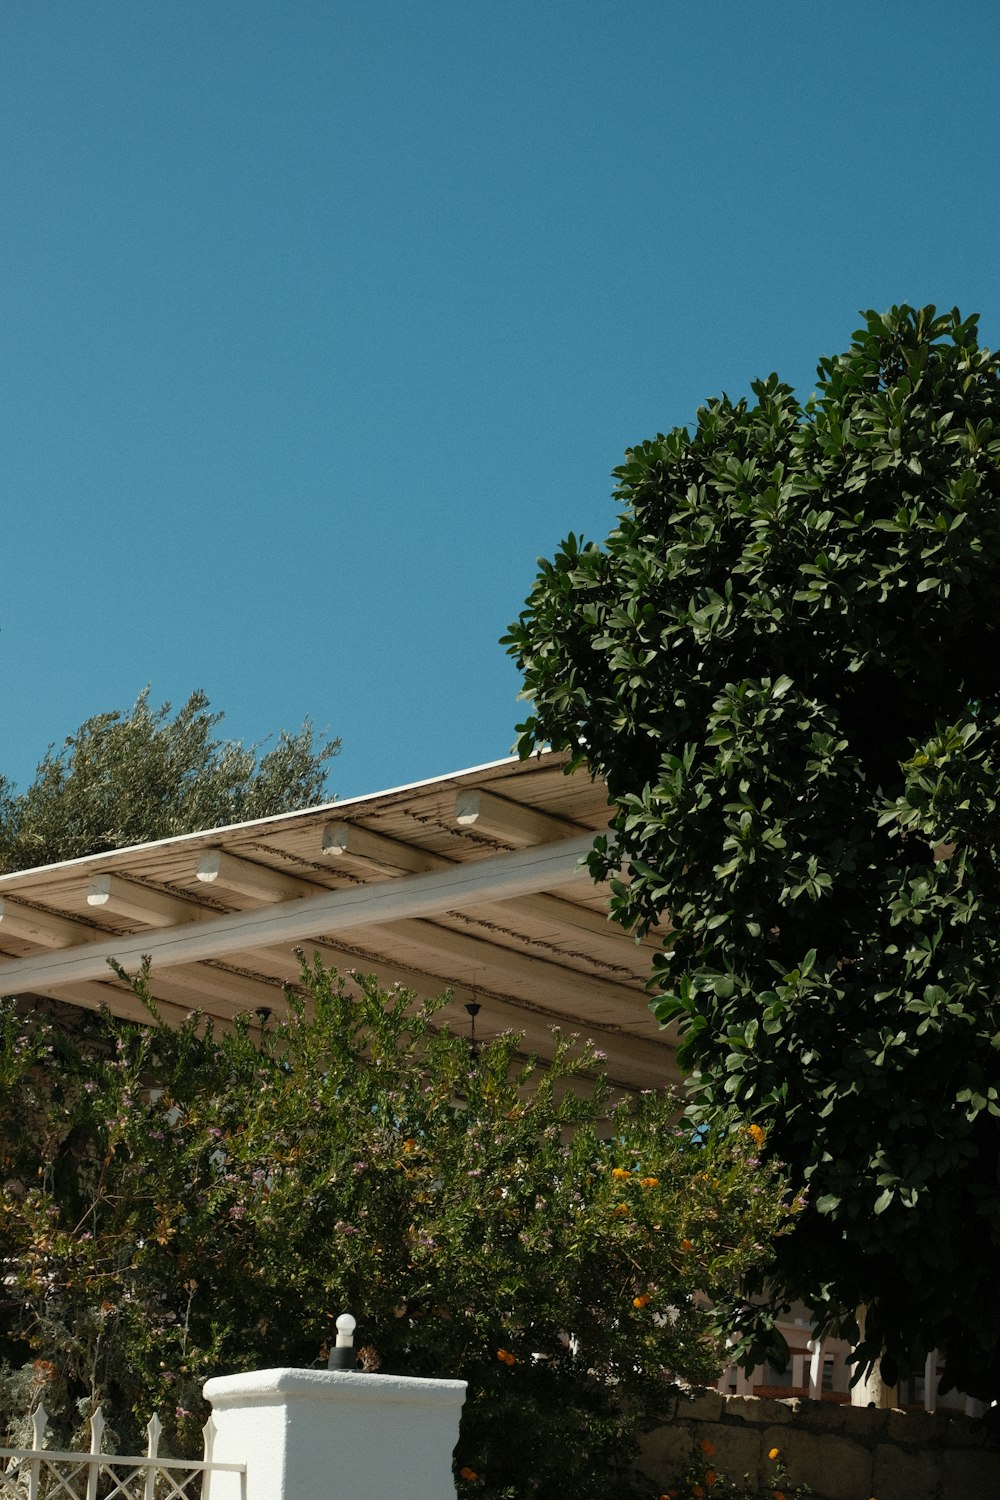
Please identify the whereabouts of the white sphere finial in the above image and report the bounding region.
[335,1312,356,1346]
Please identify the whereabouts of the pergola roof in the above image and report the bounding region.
[0,751,678,1090]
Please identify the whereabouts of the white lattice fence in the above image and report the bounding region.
[0,1405,245,1500]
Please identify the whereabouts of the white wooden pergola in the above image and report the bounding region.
[0,751,679,1090]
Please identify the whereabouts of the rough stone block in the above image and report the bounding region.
[829,1402,888,1439]
[696,1426,761,1487]
[801,1399,855,1433]
[884,1407,936,1447]
[681,1389,725,1422]
[760,1395,797,1425]
[871,1443,938,1500]
[938,1446,1000,1498]
[725,1393,795,1425]
[763,1428,873,1500]
[721,1395,789,1426]
[633,1421,692,1485]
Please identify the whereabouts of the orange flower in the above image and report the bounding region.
[748,1123,765,1146]
[632,1294,650,1308]
[699,1439,715,1456]
[458,1467,478,1481]
[639,1175,660,1187]
[612,1167,631,1180]
[705,1473,717,1489]
[773,1491,786,1500]
[496,1348,516,1366]
[768,1447,780,1460]
[692,1486,704,1499]
[680,1238,694,1251]
[613,1203,630,1216]
[403,1138,417,1153]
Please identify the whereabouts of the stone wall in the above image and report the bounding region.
[633,1388,1000,1500]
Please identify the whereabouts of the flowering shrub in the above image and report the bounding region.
[0,961,797,1499]
[660,1440,814,1499]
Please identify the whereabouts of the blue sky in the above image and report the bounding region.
[3,2,999,801]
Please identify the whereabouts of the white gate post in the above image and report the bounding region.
[202,1365,467,1500]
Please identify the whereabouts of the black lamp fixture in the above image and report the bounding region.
[465,1000,481,1059]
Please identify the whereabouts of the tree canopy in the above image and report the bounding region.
[505,305,1000,1399]
[0,689,338,872]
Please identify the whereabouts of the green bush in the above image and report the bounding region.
[0,962,797,1499]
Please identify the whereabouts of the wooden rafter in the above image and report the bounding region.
[88,874,202,928]
[454,788,580,845]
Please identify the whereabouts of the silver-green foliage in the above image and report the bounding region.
[0,688,338,871]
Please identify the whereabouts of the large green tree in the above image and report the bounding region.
[0,689,338,871]
[505,305,1000,1400]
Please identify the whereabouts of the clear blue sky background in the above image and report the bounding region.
[3,2,999,802]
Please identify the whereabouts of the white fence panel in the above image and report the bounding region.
[0,1404,244,1500]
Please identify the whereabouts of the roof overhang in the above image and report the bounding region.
[0,751,677,1090]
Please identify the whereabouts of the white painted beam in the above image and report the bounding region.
[226,941,677,1090]
[0,835,595,997]
[321,825,652,951]
[164,962,289,1015]
[321,823,441,874]
[378,916,648,1025]
[28,978,201,1030]
[454,789,578,845]
[0,899,96,950]
[196,850,316,903]
[88,874,202,928]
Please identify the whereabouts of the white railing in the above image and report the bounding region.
[0,1405,246,1500]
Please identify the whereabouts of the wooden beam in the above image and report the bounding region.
[241,941,677,1091]
[321,823,441,874]
[161,962,292,1015]
[27,978,202,1029]
[495,892,659,953]
[88,874,202,928]
[454,789,579,846]
[378,916,652,1028]
[322,826,653,953]
[0,835,595,996]
[0,899,95,950]
[196,850,318,904]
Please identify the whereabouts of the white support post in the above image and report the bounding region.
[924,1349,937,1414]
[86,1409,104,1500]
[203,1367,467,1500]
[28,1406,46,1500]
[144,1414,161,1500]
[807,1338,824,1401]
